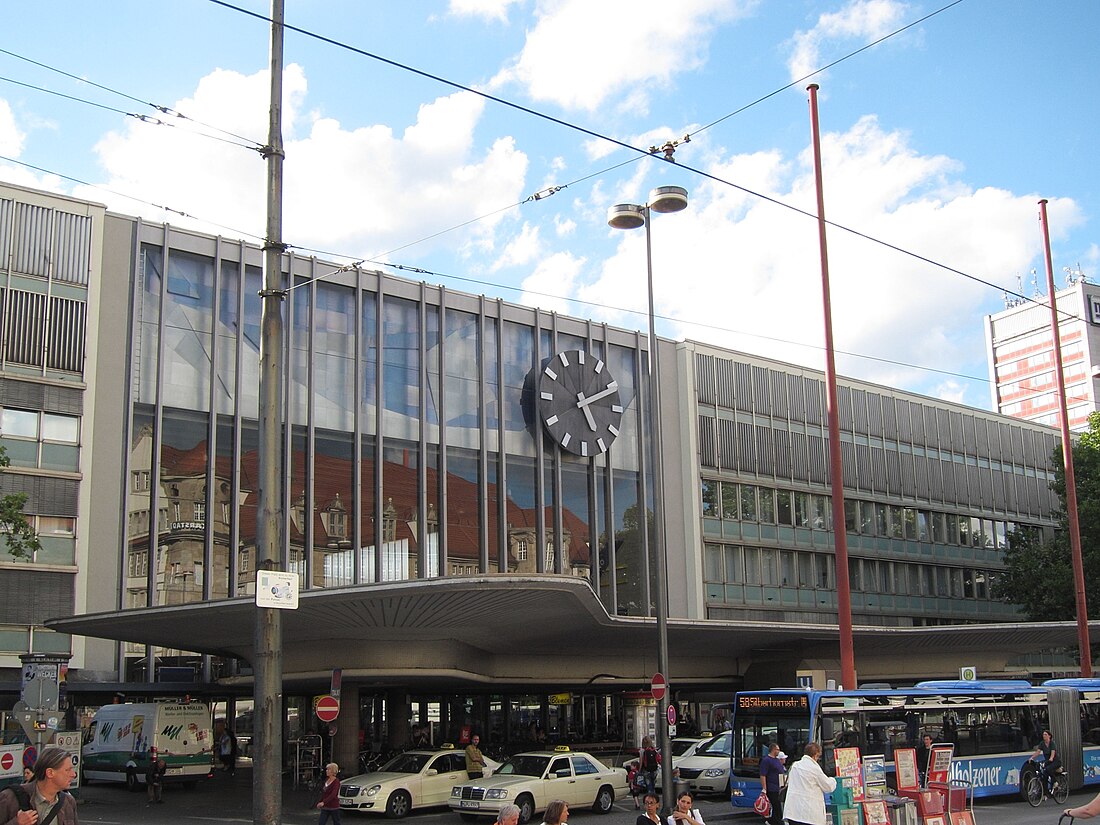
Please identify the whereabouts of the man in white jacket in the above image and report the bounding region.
[783,743,837,825]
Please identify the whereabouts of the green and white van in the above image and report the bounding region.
[81,702,214,790]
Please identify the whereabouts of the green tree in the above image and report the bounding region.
[0,446,41,560]
[996,411,1100,620]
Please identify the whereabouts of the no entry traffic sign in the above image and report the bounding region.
[0,752,13,771]
[316,695,340,723]
[651,673,667,702]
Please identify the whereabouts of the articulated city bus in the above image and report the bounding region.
[729,679,1100,807]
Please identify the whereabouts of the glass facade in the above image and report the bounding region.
[121,231,657,671]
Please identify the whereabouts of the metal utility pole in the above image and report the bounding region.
[1038,199,1093,677]
[807,84,857,690]
[255,1,286,823]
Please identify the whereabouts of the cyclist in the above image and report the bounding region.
[1027,729,1061,793]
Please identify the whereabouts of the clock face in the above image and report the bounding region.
[538,349,623,457]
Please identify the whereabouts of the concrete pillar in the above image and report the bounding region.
[386,689,409,749]
[332,684,360,775]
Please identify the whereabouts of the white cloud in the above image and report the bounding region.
[492,0,753,111]
[0,99,25,156]
[519,250,585,312]
[78,65,528,263]
[580,116,1081,407]
[448,0,523,23]
[787,0,909,82]
[493,221,542,270]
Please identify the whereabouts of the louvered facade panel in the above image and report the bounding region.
[1003,472,1017,510]
[787,374,805,421]
[695,353,715,405]
[737,421,756,473]
[807,434,826,484]
[0,570,73,625]
[770,371,788,417]
[953,463,969,504]
[936,408,951,449]
[899,452,915,497]
[850,387,867,432]
[897,399,911,441]
[941,460,957,502]
[927,457,943,501]
[885,450,901,494]
[950,411,965,451]
[47,295,86,374]
[11,202,51,277]
[771,428,790,479]
[910,402,925,442]
[790,431,808,482]
[840,440,857,487]
[53,211,92,285]
[716,358,735,409]
[6,289,45,368]
[735,362,753,412]
[1010,426,1025,463]
[855,444,873,491]
[838,385,853,430]
[0,199,11,254]
[883,395,898,439]
[698,415,717,468]
[752,366,770,415]
[803,377,823,425]
[963,415,977,453]
[756,425,775,476]
[913,452,928,496]
[867,392,883,436]
[0,473,79,516]
[717,418,737,471]
[871,446,887,491]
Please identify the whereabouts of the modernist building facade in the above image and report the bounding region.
[985,275,1100,431]
[0,180,1079,756]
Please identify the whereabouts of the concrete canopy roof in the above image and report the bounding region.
[49,576,1098,690]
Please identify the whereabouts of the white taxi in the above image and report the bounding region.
[449,746,628,823]
[674,731,732,795]
[339,745,500,818]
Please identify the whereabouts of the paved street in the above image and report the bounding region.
[67,767,1088,825]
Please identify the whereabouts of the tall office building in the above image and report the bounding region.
[985,272,1100,431]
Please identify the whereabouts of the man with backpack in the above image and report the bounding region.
[0,745,79,825]
[640,736,661,795]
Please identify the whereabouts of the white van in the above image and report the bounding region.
[81,702,214,790]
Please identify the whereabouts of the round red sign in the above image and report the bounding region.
[667,704,677,726]
[651,672,667,701]
[316,695,340,723]
[0,752,13,771]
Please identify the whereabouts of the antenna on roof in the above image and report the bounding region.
[1064,263,1087,285]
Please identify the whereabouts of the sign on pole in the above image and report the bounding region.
[315,695,340,723]
[650,673,667,702]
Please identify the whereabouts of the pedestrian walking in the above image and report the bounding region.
[316,762,342,825]
[146,756,167,804]
[0,745,80,824]
[783,743,836,825]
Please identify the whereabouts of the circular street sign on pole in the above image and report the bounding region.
[316,695,340,724]
[667,704,677,727]
[0,752,13,771]
[651,673,667,702]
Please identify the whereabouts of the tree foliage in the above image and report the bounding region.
[996,411,1100,620]
[0,446,41,561]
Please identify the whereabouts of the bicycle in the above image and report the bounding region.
[1025,760,1069,807]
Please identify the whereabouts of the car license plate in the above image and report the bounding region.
[166,768,182,775]
[460,801,481,809]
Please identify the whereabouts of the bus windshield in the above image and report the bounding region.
[732,694,811,778]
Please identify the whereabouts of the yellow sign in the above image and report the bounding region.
[549,693,572,705]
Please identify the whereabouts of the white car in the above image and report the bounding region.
[449,747,629,823]
[339,746,500,818]
[674,731,732,795]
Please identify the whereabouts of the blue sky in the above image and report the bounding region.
[1,0,1096,411]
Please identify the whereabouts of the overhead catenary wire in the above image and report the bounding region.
[0,45,266,150]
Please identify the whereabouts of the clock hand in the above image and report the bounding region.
[576,392,598,431]
[575,381,619,408]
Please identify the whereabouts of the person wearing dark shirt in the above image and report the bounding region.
[636,793,662,825]
[759,743,786,825]
[915,734,934,785]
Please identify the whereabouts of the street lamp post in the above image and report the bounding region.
[608,185,688,805]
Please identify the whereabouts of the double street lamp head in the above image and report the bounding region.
[607,185,689,230]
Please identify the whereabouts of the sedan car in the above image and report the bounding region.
[449,747,628,823]
[674,731,732,795]
[340,746,500,818]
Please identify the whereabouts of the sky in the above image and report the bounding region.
[0,0,1097,411]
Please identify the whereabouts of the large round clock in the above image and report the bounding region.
[538,349,623,457]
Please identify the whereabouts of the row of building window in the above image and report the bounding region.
[700,479,1041,549]
[703,543,999,600]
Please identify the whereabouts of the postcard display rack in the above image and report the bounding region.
[893,745,973,825]
[828,747,920,825]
